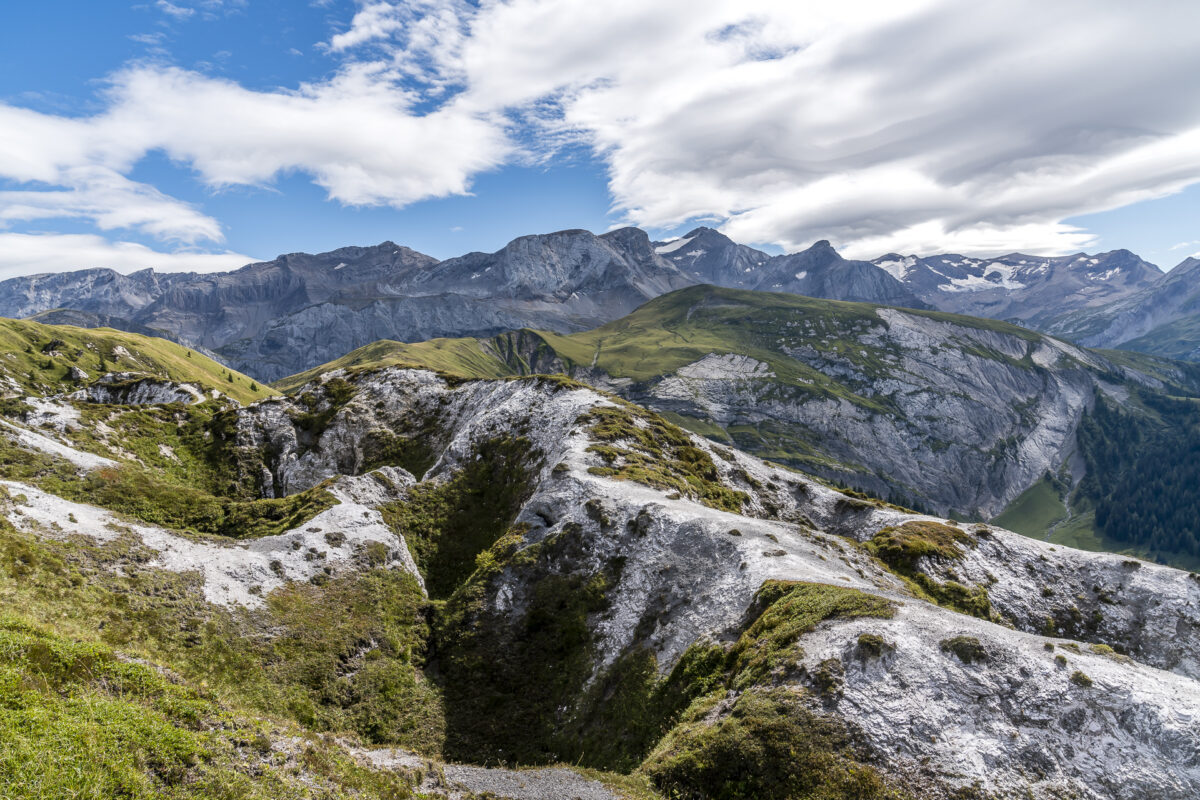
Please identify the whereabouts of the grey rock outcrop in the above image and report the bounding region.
[69,372,208,405]
[217,367,1200,798]
[484,286,1176,517]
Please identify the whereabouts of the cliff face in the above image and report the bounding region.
[334,286,1184,518]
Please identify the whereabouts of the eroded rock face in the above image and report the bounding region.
[5,363,1197,797]
[217,366,1200,798]
[566,304,1130,517]
[70,372,207,406]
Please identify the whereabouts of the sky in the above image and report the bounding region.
[2,0,1200,279]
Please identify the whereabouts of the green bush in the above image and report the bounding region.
[642,689,911,800]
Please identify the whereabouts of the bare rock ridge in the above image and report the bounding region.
[4,363,1198,798]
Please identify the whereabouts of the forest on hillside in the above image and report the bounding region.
[1077,391,1200,560]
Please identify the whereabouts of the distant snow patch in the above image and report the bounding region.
[654,236,695,254]
[875,256,915,281]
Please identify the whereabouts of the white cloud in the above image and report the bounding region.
[329,2,405,51]
[443,0,1200,257]
[0,60,511,265]
[0,168,222,243]
[0,233,254,279]
[8,0,1200,278]
[156,1,195,20]
[102,63,510,206]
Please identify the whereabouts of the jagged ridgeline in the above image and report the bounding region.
[278,285,1200,568]
[3,319,1200,800]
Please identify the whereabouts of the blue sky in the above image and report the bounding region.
[1,1,1199,275]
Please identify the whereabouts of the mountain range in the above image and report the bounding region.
[5,225,1200,382]
[0,227,927,381]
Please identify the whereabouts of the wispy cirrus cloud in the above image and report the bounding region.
[156,0,195,20]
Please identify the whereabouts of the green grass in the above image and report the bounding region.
[0,614,429,799]
[634,583,905,800]
[727,581,895,689]
[0,410,334,539]
[865,521,971,568]
[1041,510,1200,572]
[657,411,733,443]
[282,285,1061,399]
[640,688,913,800]
[0,317,274,404]
[274,337,513,393]
[991,476,1068,537]
[0,515,443,754]
[1117,314,1200,364]
[379,435,543,599]
[1096,346,1200,394]
[863,522,996,621]
[0,509,662,797]
[990,475,1200,572]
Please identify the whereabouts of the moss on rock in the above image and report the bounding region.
[379,435,542,599]
[581,404,748,513]
[641,688,913,800]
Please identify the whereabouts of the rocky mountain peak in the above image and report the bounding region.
[1167,255,1200,278]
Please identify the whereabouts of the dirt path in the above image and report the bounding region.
[351,747,619,800]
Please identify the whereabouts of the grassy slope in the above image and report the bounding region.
[1094,346,1200,392]
[991,477,1200,572]
[280,286,1057,406]
[0,486,659,799]
[275,337,512,393]
[1118,315,1200,362]
[535,286,1047,393]
[0,318,274,404]
[991,476,1068,537]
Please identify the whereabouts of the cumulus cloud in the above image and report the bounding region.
[0,60,511,270]
[99,63,510,206]
[329,2,406,51]
[7,0,1200,276]
[0,233,253,279]
[435,0,1200,257]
